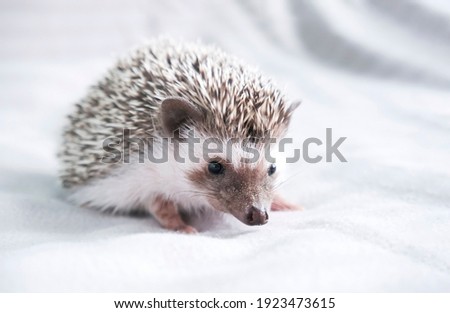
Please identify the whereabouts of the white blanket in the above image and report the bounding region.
[1,0,449,292]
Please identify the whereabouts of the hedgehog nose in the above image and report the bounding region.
[245,206,269,226]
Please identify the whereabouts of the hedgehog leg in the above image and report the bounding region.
[149,195,197,234]
[271,194,303,211]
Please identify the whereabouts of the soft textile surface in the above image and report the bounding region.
[1,0,450,292]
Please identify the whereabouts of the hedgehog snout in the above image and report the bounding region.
[243,205,268,226]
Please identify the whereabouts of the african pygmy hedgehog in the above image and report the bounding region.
[60,39,301,233]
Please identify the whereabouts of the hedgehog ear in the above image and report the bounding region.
[287,101,301,115]
[282,100,301,127]
[161,97,203,136]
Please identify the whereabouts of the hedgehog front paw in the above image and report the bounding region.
[149,195,197,234]
[271,194,303,211]
[175,225,198,234]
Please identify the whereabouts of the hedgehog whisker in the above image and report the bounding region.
[273,169,302,191]
[176,190,216,200]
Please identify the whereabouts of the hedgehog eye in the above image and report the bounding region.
[268,164,276,176]
[208,161,224,175]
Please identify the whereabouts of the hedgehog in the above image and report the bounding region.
[60,39,301,233]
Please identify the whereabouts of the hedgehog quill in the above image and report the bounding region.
[60,39,301,233]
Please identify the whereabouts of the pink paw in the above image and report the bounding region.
[176,225,198,234]
[271,195,303,211]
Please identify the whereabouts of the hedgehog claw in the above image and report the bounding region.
[271,194,303,211]
[176,225,198,234]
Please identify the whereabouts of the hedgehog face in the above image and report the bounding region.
[187,155,277,226]
[160,97,289,226]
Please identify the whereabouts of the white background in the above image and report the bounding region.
[0,0,449,292]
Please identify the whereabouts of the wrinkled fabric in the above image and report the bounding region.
[0,0,449,292]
